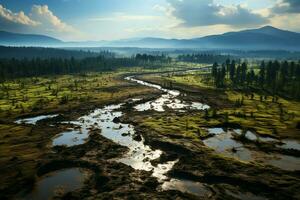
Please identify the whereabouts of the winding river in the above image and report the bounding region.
[17,73,300,199]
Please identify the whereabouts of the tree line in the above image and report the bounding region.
[211,59,300,99]
[0,46,115,59]
[135,53,171,63]
[177,54,231,64]
[0,54,170,80]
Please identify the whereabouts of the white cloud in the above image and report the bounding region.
[30,5,77,33]
[0,4,39,26]
[153,4,174,16]
[0,4,82,40]
[270,13,300,32]
[165,0,269,27]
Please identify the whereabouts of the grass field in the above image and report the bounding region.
[0,71,156,119]
[139,72,300,140]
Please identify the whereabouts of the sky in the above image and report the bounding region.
[0,0,299,41]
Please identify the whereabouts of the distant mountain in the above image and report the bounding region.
[1,26,300,50]
[0,31,62,46]
[107,26,300,50]
[189,26,300,50]
[87,26,300,50]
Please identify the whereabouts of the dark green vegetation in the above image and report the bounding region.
[139,72,300,137]
[0,46,104,59]
[0,51,170,79]
[177,54,232,64]
[211,59,300,99]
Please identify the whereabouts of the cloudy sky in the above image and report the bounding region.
[0,0,299,41]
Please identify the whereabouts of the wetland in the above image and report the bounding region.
[1,63,300,200]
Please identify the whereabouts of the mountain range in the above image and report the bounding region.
[1,26,300,50]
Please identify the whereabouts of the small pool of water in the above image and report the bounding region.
[204,131,253,162]
[208,128,224,135]
[204,129,300,171]
[264,154,300,171]
[277,139,300,151]
[24,168,88,200]
[15,114,58,125]
[233,129,277,142]
[190,102,210,110]
[162,179,212,197]
[152,160,178,181]
[52,129,89,147]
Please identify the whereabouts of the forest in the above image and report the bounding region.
[210,59,300,99]
[0,52,171,79]
[177,53,232,63]
[0,46,109,59]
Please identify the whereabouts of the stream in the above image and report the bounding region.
[16,74,300,199]
[51,76,213,196]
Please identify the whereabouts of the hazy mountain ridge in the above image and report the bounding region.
[0,31,62,46]
[1,26,300,50]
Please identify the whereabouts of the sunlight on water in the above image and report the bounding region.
[52,129,89,147]
[15,114,58,125]
[126,76,210,112]
[204,129,300,171]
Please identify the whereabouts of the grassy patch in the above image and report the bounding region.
[0,72,156,119]
[141,72,300,139]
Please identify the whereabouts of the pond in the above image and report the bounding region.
[162,179,212,198]
[52,129,89,147]
[277,139,300,151]
[203,129,300,171]
[24,168,89,200]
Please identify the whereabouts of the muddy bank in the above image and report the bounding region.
[118,85,299,200]
[1,82,163,199]
[11,124,196,200]
[131,122,300,199]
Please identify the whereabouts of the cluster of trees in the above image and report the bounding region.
[211,59,300,99]
[0,53,170,80]
[135,54,171,63]
[177,54,231,64]
[234,50,300,60]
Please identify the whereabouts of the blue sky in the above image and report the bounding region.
[0,0,299,41]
